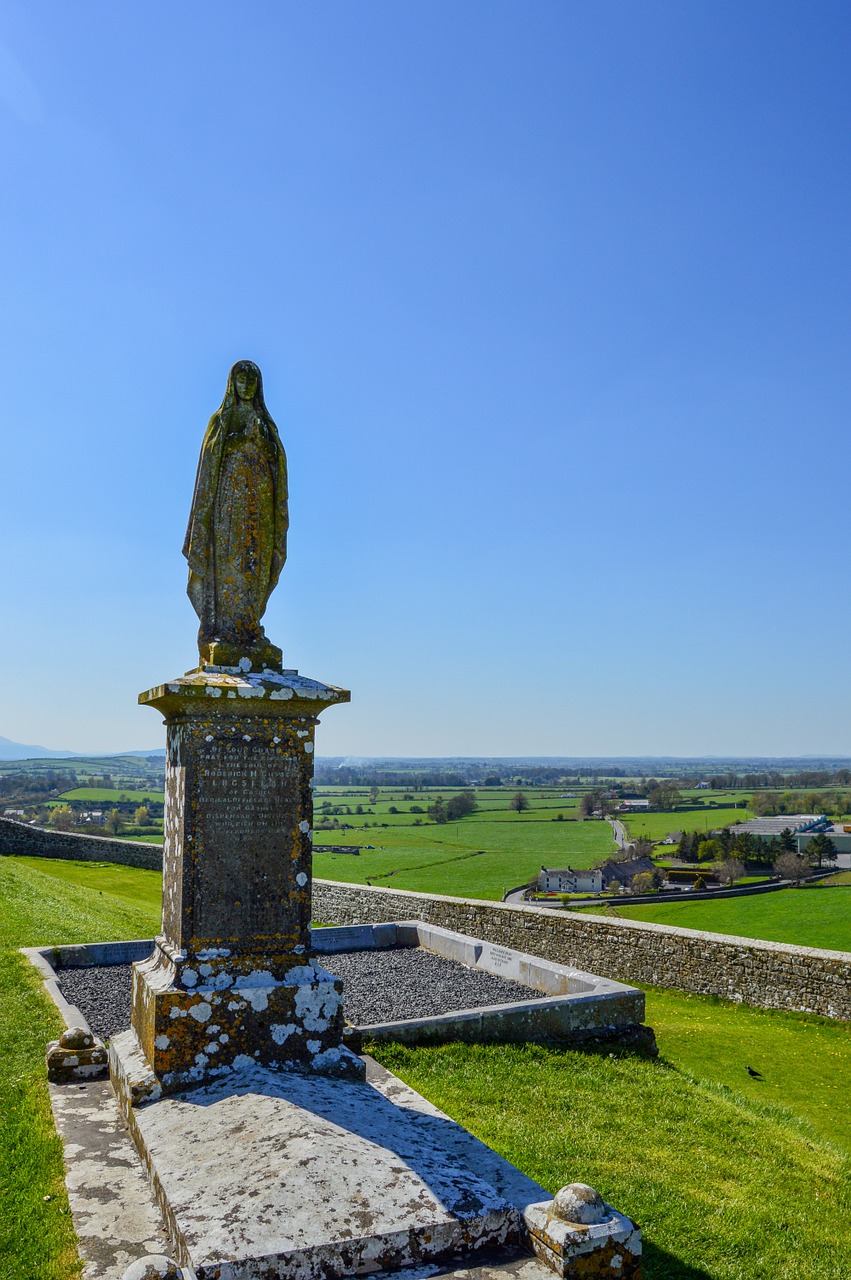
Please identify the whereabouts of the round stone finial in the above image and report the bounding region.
[551,1183,608,1225]
[121,1257,184,1280]
[59,1026,94,1050]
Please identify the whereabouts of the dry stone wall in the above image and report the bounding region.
[314,879,851,1022]
[0,817,163,871]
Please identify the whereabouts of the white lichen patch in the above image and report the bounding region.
[189,1001,213,1023]
[296,872,308,887]
[270,688,293,699]
[205,686,222,697]
[239,986,269,1012]
[306,1039,321,1054]
[154,1034,170,1050]
[304,741,314,753]
[297,730,309,739]
[298,819,310,832]
[182,968,198,988]
[295,981,341,1031]
[271,1023,298,1045]
[195,947,231,960]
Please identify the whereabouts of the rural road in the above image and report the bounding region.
[608,817,628,849]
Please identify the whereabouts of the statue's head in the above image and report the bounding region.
[230,359,262,404]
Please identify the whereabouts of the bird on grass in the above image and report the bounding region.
[746,1065,763,1079]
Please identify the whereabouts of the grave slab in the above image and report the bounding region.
[109,1043,549,1280]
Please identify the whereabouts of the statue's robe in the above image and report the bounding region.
[183,411,288,648]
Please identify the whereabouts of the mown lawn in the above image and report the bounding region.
[580,886,851,952]
[373,1037,851,1280]
[0,857,160,1280]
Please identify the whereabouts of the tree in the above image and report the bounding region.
[445,792,477,821]
[630,838,654,860]
[104,808,123,835]
[427,799,448,824]
[648,785,682,811]
[134,804,150,827]
[510,791,530,814]
[369,786,379,804]
[579,792,598,818]
[48,805,75,831]
[774,851,808,885]
[718,857,746,887]
[630,872,655,895]
[696,838,722,863]
[805,832,836,868]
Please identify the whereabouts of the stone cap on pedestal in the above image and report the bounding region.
[139,668,350,720]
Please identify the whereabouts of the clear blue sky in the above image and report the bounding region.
[1,2,850,757]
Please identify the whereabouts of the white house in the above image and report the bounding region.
[537,865,603,894]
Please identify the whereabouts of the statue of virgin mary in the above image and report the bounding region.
[183,360,288,670]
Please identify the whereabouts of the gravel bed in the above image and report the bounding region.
[58,964,134,1041]
[58,947,542,1041]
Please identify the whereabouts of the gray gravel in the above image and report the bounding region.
[59,947,540,1040]
[58,964,134,1041]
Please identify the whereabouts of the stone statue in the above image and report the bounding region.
[183,360,288,670]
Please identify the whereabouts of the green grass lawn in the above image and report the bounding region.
[373,1034,851,1280]
[0,858,160,1280]
[579,886,851,952]
[3,854,851,1279]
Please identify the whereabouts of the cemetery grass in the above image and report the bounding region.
[373,1035,851,1280]
[3,857,851,1278]
[580,885,851,952]
[0,858,160,1280]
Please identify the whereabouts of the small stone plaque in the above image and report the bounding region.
[195,738,301,941]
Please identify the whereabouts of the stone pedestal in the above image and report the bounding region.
[125,666,362,1093]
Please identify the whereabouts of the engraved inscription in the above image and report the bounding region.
[486,946,515,970]
[195,738,303,940]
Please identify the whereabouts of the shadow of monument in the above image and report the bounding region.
[641,1240,715,1280]
[177,1063,548,1216]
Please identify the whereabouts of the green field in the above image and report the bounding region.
[580,885,851,952]
[54,788,163,804]
[3,854,851,1279]
[313,814,615,900]
[619,805,752,841]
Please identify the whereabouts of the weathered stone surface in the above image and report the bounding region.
[524,1185,641,1279]
[107,1053,552,1280]
[184,360,288,672]
[46,1025,109,1083]
[49,1077,170,1279]
[132,669,355,1088]
[314,880,851,1022]
[121,1258,184,1280]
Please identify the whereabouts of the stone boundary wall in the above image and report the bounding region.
[0,817,163,871]
[313,879,851,1021]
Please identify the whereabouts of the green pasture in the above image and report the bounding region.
[619,805,752,842]
[54,788,163,804]
[313,817,615,899]
[580,886,851,952]
[2,854,851,1278]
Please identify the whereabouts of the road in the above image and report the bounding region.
[608,817,628,850]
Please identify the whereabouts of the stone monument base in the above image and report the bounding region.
[126,942,364,1097]
[106,1051,640,1280]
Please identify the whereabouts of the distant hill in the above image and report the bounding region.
[0,735,75,761]
[0,737,166,763]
